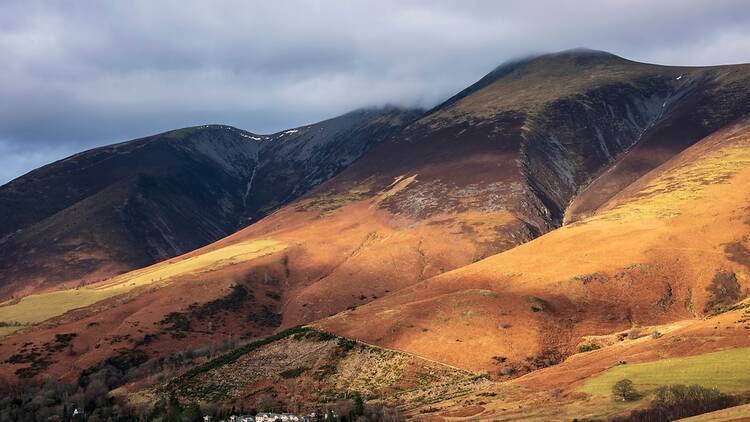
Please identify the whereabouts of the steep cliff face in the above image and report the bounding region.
[320,51,693,245]
[345,51,750,240]
[566,64,750,222]
[520,76,676,228]
[0,108,418,298]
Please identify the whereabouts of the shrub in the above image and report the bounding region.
[612,384,737,421]
[337,338,357,351]
[280,367,308,379]
[612,379,639,401]
[653,384,735,409]
[499,367,515,376]
[191,284,252,319]
[528,296,549,313]
[627,328,642,340]
[704,270,741,314]
[492,356,507,364]
[317,331,336,341]
[577,343,600,353]
[520,351,563,371]
[160,312,192,332]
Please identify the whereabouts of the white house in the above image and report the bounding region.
[237,412,310,422]
[228,415,255,422]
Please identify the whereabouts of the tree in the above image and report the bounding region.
[182,401,203,422]
[353,395,364,418]
[349,394,365,421]
[166,393,184,422]
[613,384,738,421]
[612,379,639,401]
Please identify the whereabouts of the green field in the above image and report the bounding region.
[581,347,750,397]
[0,239,285,335]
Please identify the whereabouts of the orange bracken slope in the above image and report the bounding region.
[316,118,750,374]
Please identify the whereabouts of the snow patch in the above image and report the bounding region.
[279,129,299,137]
[240,133,263,141]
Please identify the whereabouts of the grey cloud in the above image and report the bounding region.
[1,0,750,183]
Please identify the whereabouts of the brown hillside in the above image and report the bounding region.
[316,119,750,377]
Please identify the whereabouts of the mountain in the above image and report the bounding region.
[0,107,419,298]
[316,117,750,419]
[317,117,750,371]
[2,50,750,420]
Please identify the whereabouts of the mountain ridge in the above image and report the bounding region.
[0,106,421,298]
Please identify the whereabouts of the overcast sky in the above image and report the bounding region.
[1,0,750,184]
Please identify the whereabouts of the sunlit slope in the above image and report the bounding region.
[0,184,498,381]
[316,119,750,374]
[412,303,750,421]
[0,239,284,332]
[0,153,515,380]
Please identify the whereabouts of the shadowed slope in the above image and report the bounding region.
[0,108,418,298]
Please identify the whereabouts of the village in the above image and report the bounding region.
[205,410,337,422]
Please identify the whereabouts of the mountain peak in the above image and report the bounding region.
[431,49,629,112]
[529,48,628,66]
[487,48,629,79]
